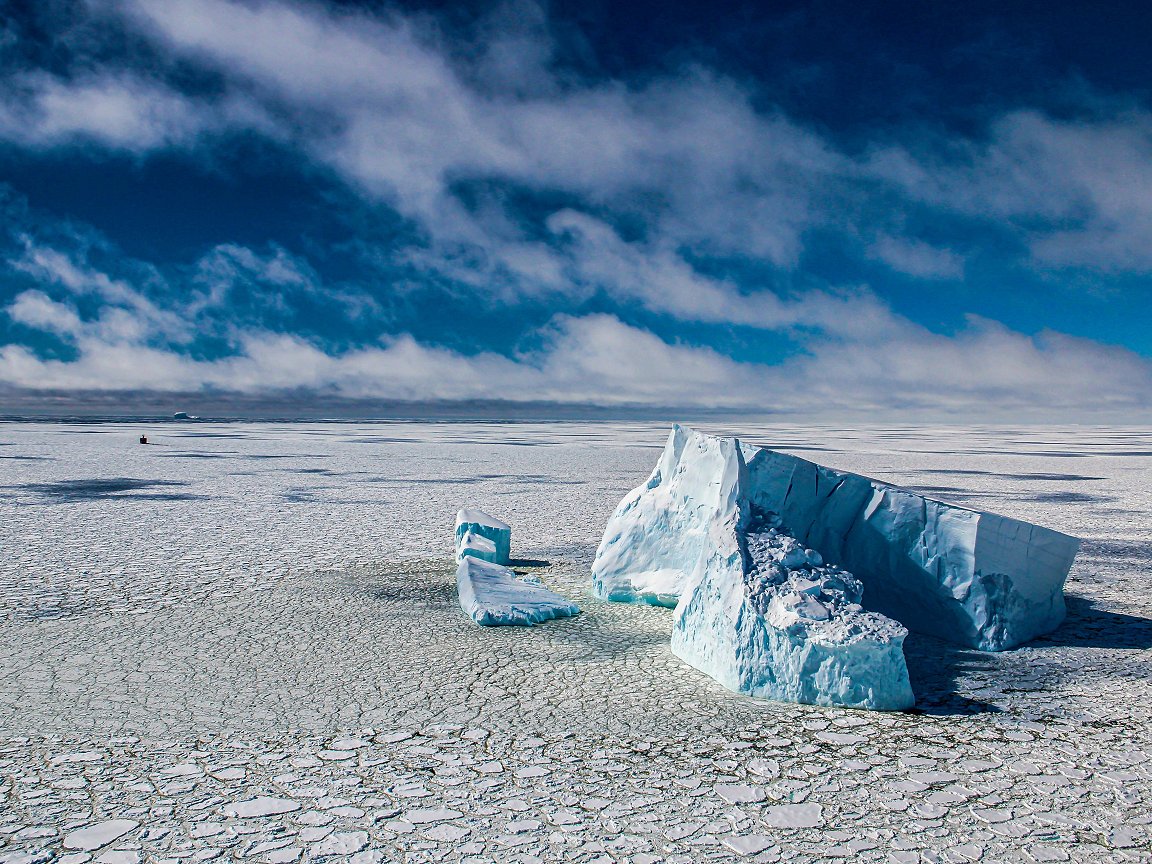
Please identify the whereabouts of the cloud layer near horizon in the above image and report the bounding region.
[1,0,1151,418]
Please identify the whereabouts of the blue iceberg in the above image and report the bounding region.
[457,558,580,626]
[591,425,1080,710]
[455,508,511,565]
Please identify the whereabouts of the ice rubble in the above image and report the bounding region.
[455,508,511,565]
[592,425,1079,709]
[457,557,580,627]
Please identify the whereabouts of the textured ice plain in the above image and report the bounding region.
[455,509,512,565]
[595,425,1080,651]
[457,557,580,626]
[1,420,1150,864]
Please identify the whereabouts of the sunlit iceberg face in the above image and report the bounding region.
[591,424,1080,710]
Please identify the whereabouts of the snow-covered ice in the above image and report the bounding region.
[456,557,580,626]
[454,508,511,564]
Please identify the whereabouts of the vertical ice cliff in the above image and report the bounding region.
[738,444,1080,651]
[455,509,512,565]
[591,425,1080,709]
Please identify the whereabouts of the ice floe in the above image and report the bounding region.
[454,509,511,564]
[457,557,580,626]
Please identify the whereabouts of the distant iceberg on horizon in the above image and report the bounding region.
[591,425,1080,710]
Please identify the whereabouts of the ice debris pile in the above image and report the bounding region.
[455,508,512,565]
[455,508,579,626]
[592,425,1080,710]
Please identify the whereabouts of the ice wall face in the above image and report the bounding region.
[457,558,580,626]
[740,447,1080,650]
[671,512,915,711]
[455,509,511,565]
[591,427,743,607]
[593,426,1078,652]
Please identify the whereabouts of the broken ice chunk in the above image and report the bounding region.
[457,529,501,564]
[455,508,511,565]
[456,558,580,626]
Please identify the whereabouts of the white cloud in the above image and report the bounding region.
[870,110,1152,272]
[0,71,272,152]
[6,290,84,336]
[3,299,1150,417]
[865,235,964,280]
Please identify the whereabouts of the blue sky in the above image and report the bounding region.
[1,0,1151,417]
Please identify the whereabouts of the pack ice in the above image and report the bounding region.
[457,558,581,626]
[592,425,1079,710]
[455,508,511,565]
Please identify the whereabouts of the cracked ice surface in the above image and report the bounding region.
[0,421,1150,863]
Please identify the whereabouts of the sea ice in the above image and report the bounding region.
[454,509,511,565]
[457,557,580,626]
[594,425,1079,653]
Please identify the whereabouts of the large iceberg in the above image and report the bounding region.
[592,425,1079,709]
[457,558,580,626]
[455,508,511,565]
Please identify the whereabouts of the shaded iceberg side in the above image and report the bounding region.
[671,511,914,711]
[740,446,1080,650]
[457,558,580,626]
[591,425,743,607]
[455,508,511,564]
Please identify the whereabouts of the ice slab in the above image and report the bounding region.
[455,508,511,565]
[457,558,580,626]
[739,442,1079,650]
[672,509,914,711]
[593,425,1080,652]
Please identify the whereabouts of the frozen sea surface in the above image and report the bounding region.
[0,421,1149,863]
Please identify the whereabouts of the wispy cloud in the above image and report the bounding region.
[0,0,1150,416]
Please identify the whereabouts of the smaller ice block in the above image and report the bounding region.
[457,530,501,564]
[455,508,511,564]
[457,558,580,626]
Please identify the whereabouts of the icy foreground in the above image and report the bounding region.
[1,421,1148,862]
[593,425,1080,707]
[457,557,580,626]
[454,508,511,564]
